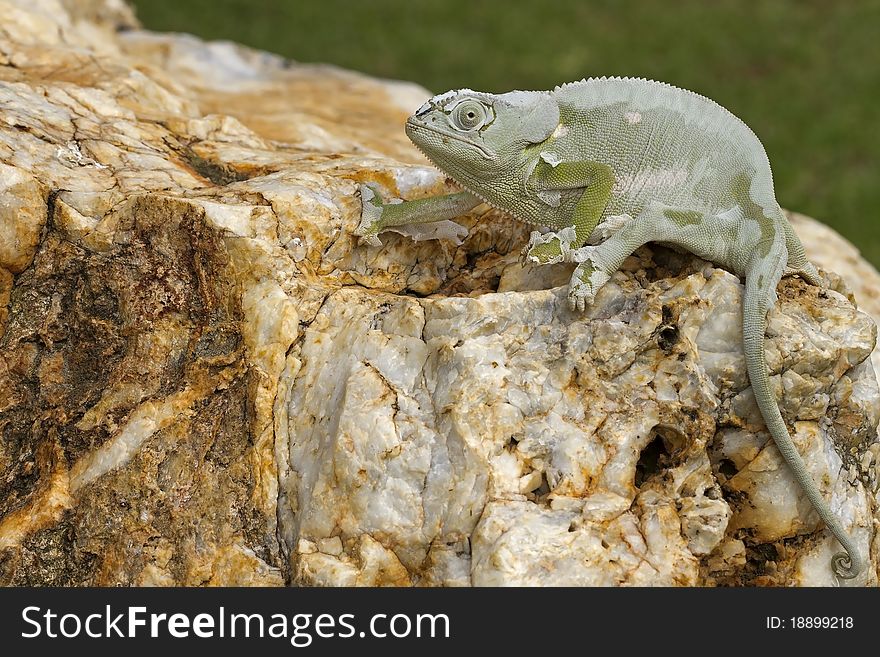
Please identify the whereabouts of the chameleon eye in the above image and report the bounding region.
[451,100,488,131]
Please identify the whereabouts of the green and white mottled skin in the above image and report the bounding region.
[354,76,863,580]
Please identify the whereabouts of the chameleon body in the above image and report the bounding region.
[354,77,863,580]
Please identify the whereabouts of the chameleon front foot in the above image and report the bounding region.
[522,231,566,266]
[354,183,385,247]
[568,251,610,312]
[522,226,578,265]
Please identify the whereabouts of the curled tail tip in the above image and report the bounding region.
[832,551,862,580]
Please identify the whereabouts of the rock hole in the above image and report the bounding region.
[534,472,550,497]
[718,458,738,479]
[657,325,679,351]
[657,305,679,353]
[750,543,779,569]
[635,435,670,487]
[648,246,691,279]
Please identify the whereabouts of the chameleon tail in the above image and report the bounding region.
[742,254,863,580]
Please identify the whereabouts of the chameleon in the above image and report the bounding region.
[353,76,863,580]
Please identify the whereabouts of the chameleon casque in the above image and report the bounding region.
[354,76,863,580]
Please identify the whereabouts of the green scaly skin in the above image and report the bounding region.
[353,77,865,581]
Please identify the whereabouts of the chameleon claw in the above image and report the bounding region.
[567,281,594,311]
[360,232,383,248]
[355,183,385,246]
[521,230,546,266]
[520,246,536,267]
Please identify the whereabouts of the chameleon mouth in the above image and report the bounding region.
[405,119,495,160]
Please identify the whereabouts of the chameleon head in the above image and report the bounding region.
[405,89,560,175]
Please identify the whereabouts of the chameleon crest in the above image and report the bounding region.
[355,77,866,581]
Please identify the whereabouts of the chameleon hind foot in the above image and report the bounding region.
[523,225,581,266]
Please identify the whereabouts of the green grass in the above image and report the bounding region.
[131,0,880,265]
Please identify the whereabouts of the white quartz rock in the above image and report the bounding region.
[282,260,878,586]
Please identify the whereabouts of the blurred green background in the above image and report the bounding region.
[131,0,880,264]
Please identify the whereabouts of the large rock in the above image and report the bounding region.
[0,0,877,586]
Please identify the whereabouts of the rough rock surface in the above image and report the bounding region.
[0,0,878,586]
[789,211,880,381]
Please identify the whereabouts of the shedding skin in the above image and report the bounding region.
[354,77,864,580]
